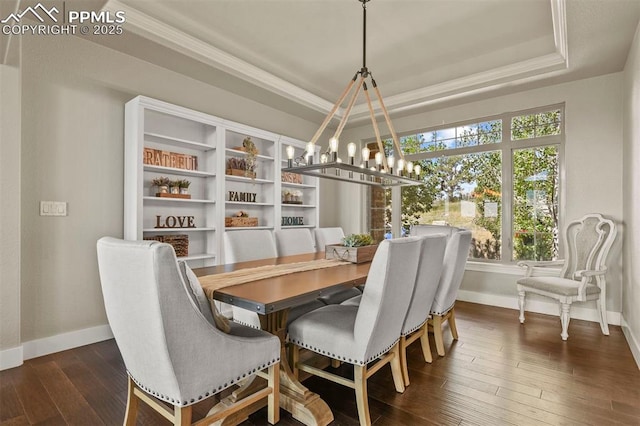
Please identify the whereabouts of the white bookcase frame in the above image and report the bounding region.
[124,96,319,267]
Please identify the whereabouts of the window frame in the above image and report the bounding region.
[381,103,565,266]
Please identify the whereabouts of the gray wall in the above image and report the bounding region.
[17,33,321,344]
[622,22,640,362]
[339,72,625,314]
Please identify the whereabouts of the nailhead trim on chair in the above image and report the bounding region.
[288,338,399,365]
[233,319,261,329]
[127,357,279,407]
[401,318,428,336]
[431,302,454,316]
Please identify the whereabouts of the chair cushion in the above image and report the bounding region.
[517,276,601,297]
[179,261,231,333]
[288,305,367,363]
[317,287,363,305]
[340,294,362,306]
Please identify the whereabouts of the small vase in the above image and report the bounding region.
[180,188,189,195]
[171,186,180,194]
[158,185,169,194]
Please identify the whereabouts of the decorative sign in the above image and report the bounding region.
[144,147,198,171]
[228,191,257,203]
[281,172,303,184]
[155,215,196,228]
[281,216,304,226]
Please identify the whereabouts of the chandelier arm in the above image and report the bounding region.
[363,82,388,171]
[333,76,365,141]
[309,73,359,146]
[371,79,404,161]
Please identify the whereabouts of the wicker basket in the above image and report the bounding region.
[144,234,189,257]
[225,217,258,227]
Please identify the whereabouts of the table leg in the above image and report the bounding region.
[208,310,333,426]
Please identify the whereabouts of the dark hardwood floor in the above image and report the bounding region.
[2,301,639,425]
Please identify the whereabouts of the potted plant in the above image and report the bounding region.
[178,179,191,195]
[325,233,377,263]
[152,176,170,194]
[168,179,180,194]
[243,137,258,179]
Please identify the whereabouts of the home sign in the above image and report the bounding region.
[155,215,196,228]
[281,216,304,226]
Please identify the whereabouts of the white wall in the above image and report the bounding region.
[18,33,321,347]
[622,22,640,366]
[340,72,625,317]
[0,65,22,364]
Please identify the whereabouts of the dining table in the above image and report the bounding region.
[194,252,371,426]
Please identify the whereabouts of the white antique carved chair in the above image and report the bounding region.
[517,213,617,340]
[96,238,280,425]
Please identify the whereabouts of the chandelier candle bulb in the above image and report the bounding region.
[413,164,421,177]
[286,145,295,168]
[375,152,383,171]
[347,142,357,165]
[397,159,405,176]
[362,147,370,168]
[388,155,395,174]
[306,142,315,165]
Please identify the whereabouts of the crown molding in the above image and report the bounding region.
[103,0,336,115]
[104,0,568,121]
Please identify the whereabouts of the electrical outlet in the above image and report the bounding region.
[40,201,67,216]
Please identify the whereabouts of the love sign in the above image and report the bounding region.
[155,215,196,228]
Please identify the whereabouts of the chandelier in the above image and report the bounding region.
[281,0,423,188]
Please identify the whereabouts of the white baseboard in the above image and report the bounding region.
[22,324,113,361]
[457,290,621,326]
[1,324,113,371]
[621,316,640,370]
[0,345,24,370]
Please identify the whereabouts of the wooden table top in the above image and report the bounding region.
[194,252,370,315]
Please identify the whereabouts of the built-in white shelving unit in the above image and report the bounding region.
[124,96,319,266]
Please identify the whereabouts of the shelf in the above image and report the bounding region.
[281,225,316,229]
[226,201,274,206]
[143,196,215,204]
[225,148,274,161]
[281,204,316,208]
[225,175,273,184]
[143,227,216,233]
[281,182,316,189]
[179,253,216,261]
[145,132,214,151]
[225,226,274,231]
[144,165,215,178]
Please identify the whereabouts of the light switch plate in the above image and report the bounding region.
[40,201,67,216]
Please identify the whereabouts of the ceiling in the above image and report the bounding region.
[94,0,640,124]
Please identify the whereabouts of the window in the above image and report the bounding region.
[381,105,563,263]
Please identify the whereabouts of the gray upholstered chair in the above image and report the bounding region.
[288,237,423,426]
[224,230,278,327]
[224,229,277,263]
[312,227,362,304]
[398,234,447,386]
[429,229,473,357]
[314,227,345,251]
[517,213,617,340]
[274,228,315,256]
[96,237,280,426]
[410,223,459,239]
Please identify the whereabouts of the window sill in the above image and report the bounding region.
[466,261,561,276]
